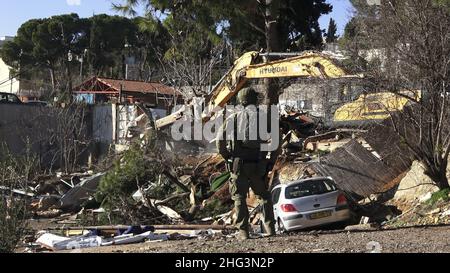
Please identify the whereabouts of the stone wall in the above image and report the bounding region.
[278,81,363,122]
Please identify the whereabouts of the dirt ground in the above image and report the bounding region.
[77,225,450,253]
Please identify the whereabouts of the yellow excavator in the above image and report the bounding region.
[155,51,363,129]
[155,50,423,131]
[333,90,421,127]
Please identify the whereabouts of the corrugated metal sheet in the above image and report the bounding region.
[310,139,401,199]
[364,122,414,175]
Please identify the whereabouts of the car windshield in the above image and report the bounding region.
[285,179,337,199]
[0,94,20,103]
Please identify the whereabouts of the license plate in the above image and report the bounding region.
[309,210,332,220]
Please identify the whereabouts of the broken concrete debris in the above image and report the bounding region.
[101,231,169,246]
[419,192,433,203]
[132,190,184,222]
[37,195,60,211]
[442,209,450,217]
[34,224,234,251]
[344,223,379,231]
[36,233,102,251]
[0,186,35,198]
[59,172,105,210]
[5,101,447,254]
[23,136,438,252]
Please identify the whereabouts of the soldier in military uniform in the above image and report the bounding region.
[216,87,276,240]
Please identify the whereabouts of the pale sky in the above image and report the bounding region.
[0,0,354,37]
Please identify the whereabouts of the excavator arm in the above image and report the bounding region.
[155,51,362,129]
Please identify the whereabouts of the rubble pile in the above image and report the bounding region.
[5,134,240,252]
[3,107,449,253]
[27,224,236,252]
[383,194,450,228]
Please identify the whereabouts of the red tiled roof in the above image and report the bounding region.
[73,77,181,96]
[97,78,181,96]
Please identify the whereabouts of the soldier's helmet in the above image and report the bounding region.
[236,87,258,106]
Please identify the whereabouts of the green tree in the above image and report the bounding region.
[325,18,338,43]
[0,14,89,96]
[114,0,332,53]
[0,19,44,84]
[114,0,333,103]
[114,1,229,95]
[1,13,169,97]
[33,14,90,95]
[132,17,170,81]
[88,14,137,77]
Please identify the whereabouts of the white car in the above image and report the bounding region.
[271,177,351,232]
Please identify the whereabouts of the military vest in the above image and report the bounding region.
[228,108,264,161]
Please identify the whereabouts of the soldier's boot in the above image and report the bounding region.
[237,229,250,240]
[233,197,250,240]
[261,195,276,237]
[263,223,276,237]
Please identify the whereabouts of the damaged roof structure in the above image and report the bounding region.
[279,119,415,201]
[309,139,405,199]
[73,77,184,108]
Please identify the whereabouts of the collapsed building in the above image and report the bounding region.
[4,50,446,253]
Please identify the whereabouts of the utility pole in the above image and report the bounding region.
[79,56,83,79]
[79,49,88,80]
[124,43,131,80]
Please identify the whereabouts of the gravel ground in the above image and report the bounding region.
[78,225,450,253]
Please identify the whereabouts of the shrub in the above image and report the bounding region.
[427,188,450,206]
[95,142,164,224]
[0,146,34,253]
